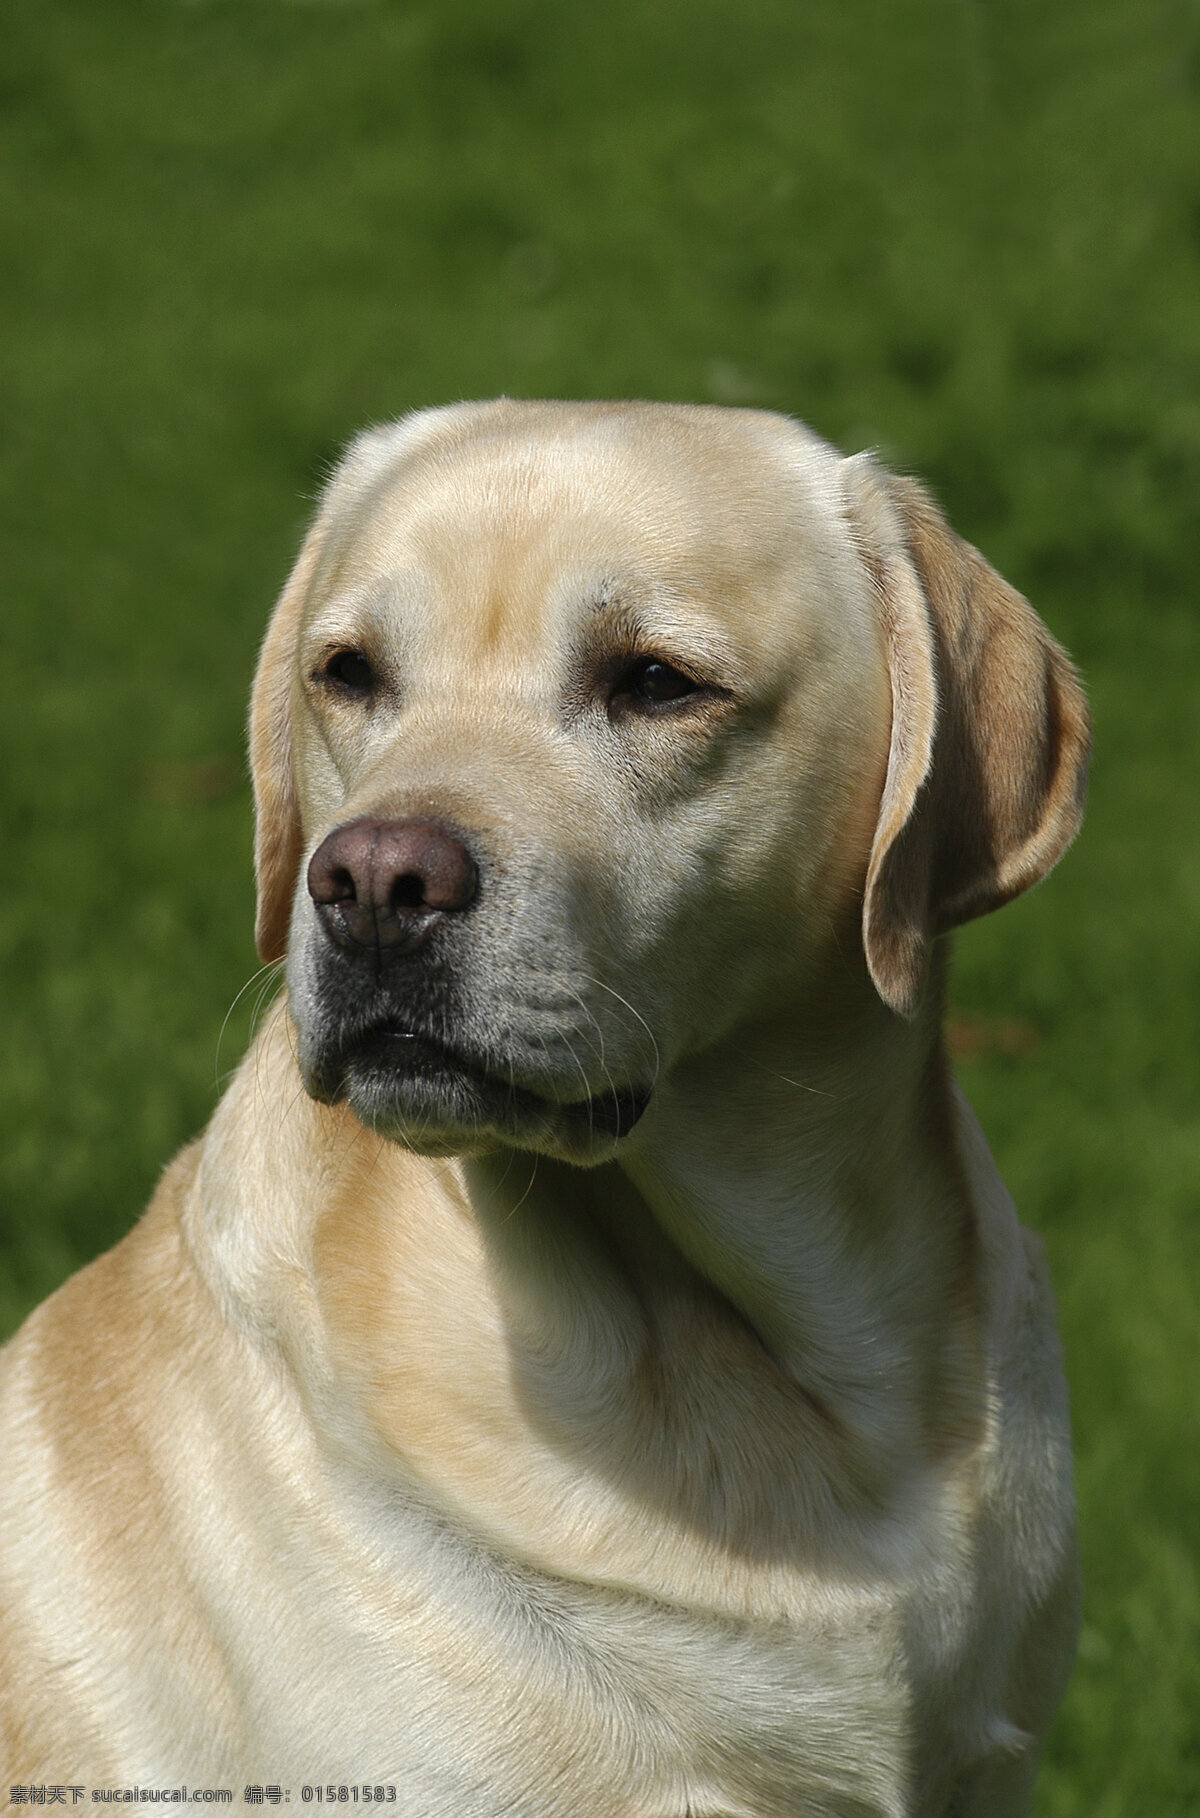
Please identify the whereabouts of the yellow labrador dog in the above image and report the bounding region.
[0,402,1089,1817]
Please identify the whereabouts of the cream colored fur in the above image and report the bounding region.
[0,402,1089,1817]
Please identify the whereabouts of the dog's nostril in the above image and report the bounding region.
[307,817,478,951]
[391,872,426,911]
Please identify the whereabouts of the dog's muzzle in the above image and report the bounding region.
[300,817,652,1152]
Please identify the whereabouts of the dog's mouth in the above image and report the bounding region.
[307,1021,652,1153]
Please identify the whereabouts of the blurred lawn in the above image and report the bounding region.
[1,0,1198,1809]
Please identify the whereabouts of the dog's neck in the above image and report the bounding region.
[464,984,983,1495]
[192,987,990,1612]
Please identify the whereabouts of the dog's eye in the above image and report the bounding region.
[615,658,699,709]
[319,648,375,696]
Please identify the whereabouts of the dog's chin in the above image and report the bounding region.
[304,1026,651,1164]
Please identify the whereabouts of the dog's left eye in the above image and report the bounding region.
[319,648,375,696]
[614,657,700,708]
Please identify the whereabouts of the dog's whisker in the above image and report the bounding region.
[500,1155,540,1225]
[746,1057,842,1101]
[578,972,661,1091]
[214,959,286,1089]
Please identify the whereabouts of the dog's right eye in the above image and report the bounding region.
[609,656,704,712]
[318,648,375,696]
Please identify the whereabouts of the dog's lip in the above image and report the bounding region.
[323,1021,652,1139]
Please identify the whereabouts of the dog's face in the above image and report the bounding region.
[251,401,1089,1163]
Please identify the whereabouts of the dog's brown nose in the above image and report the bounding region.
[307,818,478,953]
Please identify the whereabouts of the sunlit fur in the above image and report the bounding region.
[0,402,1088,1816]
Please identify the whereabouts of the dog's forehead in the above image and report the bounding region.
[312,404,865,653]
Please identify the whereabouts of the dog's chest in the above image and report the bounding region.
[269,1492,914,1818]
[479,1573,911,1818]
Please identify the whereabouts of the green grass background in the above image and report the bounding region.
[1,0,1197,1807]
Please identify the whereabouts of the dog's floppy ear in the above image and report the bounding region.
[249,518,327,963]
[847,458,1091,1019]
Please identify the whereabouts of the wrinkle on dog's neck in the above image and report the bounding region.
[467,997,983,1495]
[630,1010,982,1465]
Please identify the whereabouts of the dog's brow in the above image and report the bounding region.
[585,588,746,684]
[305,580,416,641]
[586,589,641,634]
[586,587,697,640]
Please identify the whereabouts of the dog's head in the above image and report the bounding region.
[250,401,1088,1162]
